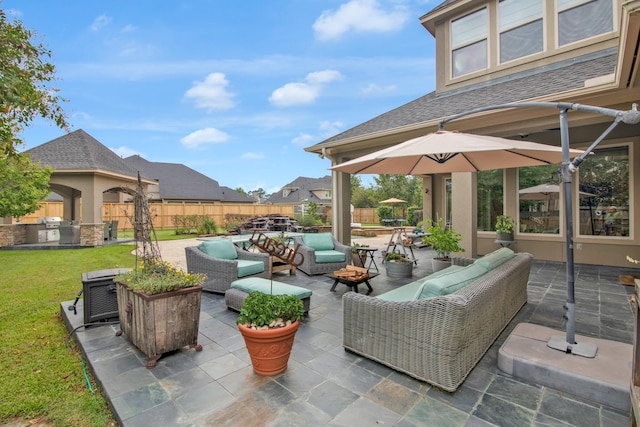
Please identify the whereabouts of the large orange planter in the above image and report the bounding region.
[238,320,299,376]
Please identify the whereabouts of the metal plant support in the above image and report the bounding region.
[440,102,640,358]
[131,172,161,262]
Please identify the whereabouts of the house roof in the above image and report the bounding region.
[124,155,227,201]
[308,50,617,150]
[220,186,255,203]
[26,129,141,178]
[266,176,332,204]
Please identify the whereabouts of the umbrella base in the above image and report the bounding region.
[547,334,598,358]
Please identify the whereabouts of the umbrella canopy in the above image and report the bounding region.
[380,198,407,204]
[519,184,597,200]
[330,131,584,175]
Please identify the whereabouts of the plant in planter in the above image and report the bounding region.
[351,242,370,268]
[115,257,207,368]
[384,251,413,278]
[495,215,515,241]
[237,291,304,376]
[423,218,464,272]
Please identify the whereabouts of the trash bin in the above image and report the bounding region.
[81,268,131,324]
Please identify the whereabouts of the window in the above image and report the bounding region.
[499,0,543,63]
[558,0,613,46]
[518,165,561,234]
[577,146,629,236]
[451,8,488,77]
[477,170,504,231]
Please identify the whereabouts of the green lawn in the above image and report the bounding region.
[0,244,137,426]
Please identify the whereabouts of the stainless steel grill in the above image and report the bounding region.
[36,216,61,242]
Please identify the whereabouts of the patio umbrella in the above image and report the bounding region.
[380,198,406,222]
[331,130,584,175]
[519,183,597,200]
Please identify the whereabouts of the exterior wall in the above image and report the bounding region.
[0,224,27,246]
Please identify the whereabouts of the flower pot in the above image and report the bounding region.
[116,283,203,368]
[239,320,299,376]
[352,252,365,268]
[431,258,452,272]
[385,260,413,278]
[496,231,514,241]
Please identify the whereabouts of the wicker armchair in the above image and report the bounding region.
[291,233,352,275]
[342,253,532,392]
[185,245,269,294]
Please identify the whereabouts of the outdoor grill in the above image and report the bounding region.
[36,216,61,242]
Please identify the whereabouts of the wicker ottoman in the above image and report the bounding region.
[225,277,312,315]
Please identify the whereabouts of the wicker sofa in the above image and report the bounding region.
[342,249,533,392]
[185,241,270,294]
[290,233,352,275]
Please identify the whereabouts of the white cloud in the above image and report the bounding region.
[110,146,144,158]
[185,72,236,111]
[269,70,343,107]
[241,152,265,160]
[180,127,229,149]
[361,82,397,95]
[319,120,344,135]
[90,14,112,32]
[313,0,409,41]
[292,121,344,147]
[292,133,315,147]
[121,24,137,33]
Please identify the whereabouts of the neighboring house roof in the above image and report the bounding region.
[310,50,617,148]
[220,186,255,203]
[124,155,226,201]
[266,176,332,204]
[26,129,141,178]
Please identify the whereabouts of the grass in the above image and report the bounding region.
[118,228,221,241]
[0,244,137,426]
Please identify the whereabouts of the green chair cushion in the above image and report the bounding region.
[475,247,515,270]
[417,263,488,300]
[303,233,335,251]
[231,277,312,299]
[198,239,238,260]
[376,265,465,302]
[236,260,265,277]
[315,250,346,263]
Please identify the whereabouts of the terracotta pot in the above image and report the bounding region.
[238,320,299,376]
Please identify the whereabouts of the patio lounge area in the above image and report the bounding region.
[61,244,639,426]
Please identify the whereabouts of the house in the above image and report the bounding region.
[306,0,640,267]
[123,155,253,204]
[266,176,332,217]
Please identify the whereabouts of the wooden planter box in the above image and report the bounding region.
[116,283,203,368]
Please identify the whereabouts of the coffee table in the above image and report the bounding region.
[326,273,378,295]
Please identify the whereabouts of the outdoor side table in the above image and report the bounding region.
[354,247,379,272]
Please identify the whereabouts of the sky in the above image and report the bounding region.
[6,0,437,194]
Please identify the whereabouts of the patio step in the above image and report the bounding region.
[498,322,632,412]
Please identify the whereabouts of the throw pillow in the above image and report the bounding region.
[198,239,238,260]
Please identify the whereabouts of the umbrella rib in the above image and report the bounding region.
[506,150,554,165]
[460,153,480,171]
[353,159,385,174]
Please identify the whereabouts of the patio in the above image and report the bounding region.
[61,242,639,426]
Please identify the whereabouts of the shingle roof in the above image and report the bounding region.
[266,176,332,204]
[26,129,140,178]
[124,155,226,201]
[313,50,617,147]
[220,186,255,203]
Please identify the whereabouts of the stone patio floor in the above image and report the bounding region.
[62,245,640,426]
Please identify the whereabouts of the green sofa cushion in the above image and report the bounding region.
[236,260,265,277]
[475,247,515,270]
[303,233,335,251]
[231,277,312,299]
[198,239,238,260]
[417,263,488,300]
[376,265,465,302]
[315,250,346,263]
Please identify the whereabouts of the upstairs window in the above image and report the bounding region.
[499,0,543,63]
[451,8,488,78]
[558,0,613,46]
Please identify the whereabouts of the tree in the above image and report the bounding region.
[0,9,68,218]
[234,187,248,196]
[0,152,52,218]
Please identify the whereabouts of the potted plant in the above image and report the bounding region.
[115,257,207,368]
[423,218,465,272]
[237,290,304,376]
[384,251,413,278]
[495,215,515,241]
[351,242,369,268]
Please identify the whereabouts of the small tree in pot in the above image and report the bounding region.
[237,291,304,376]
[495,215,515,241]
[423,218,464,272]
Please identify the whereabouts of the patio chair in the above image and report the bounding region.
[185,240,270,294]
[291,233,351,275]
